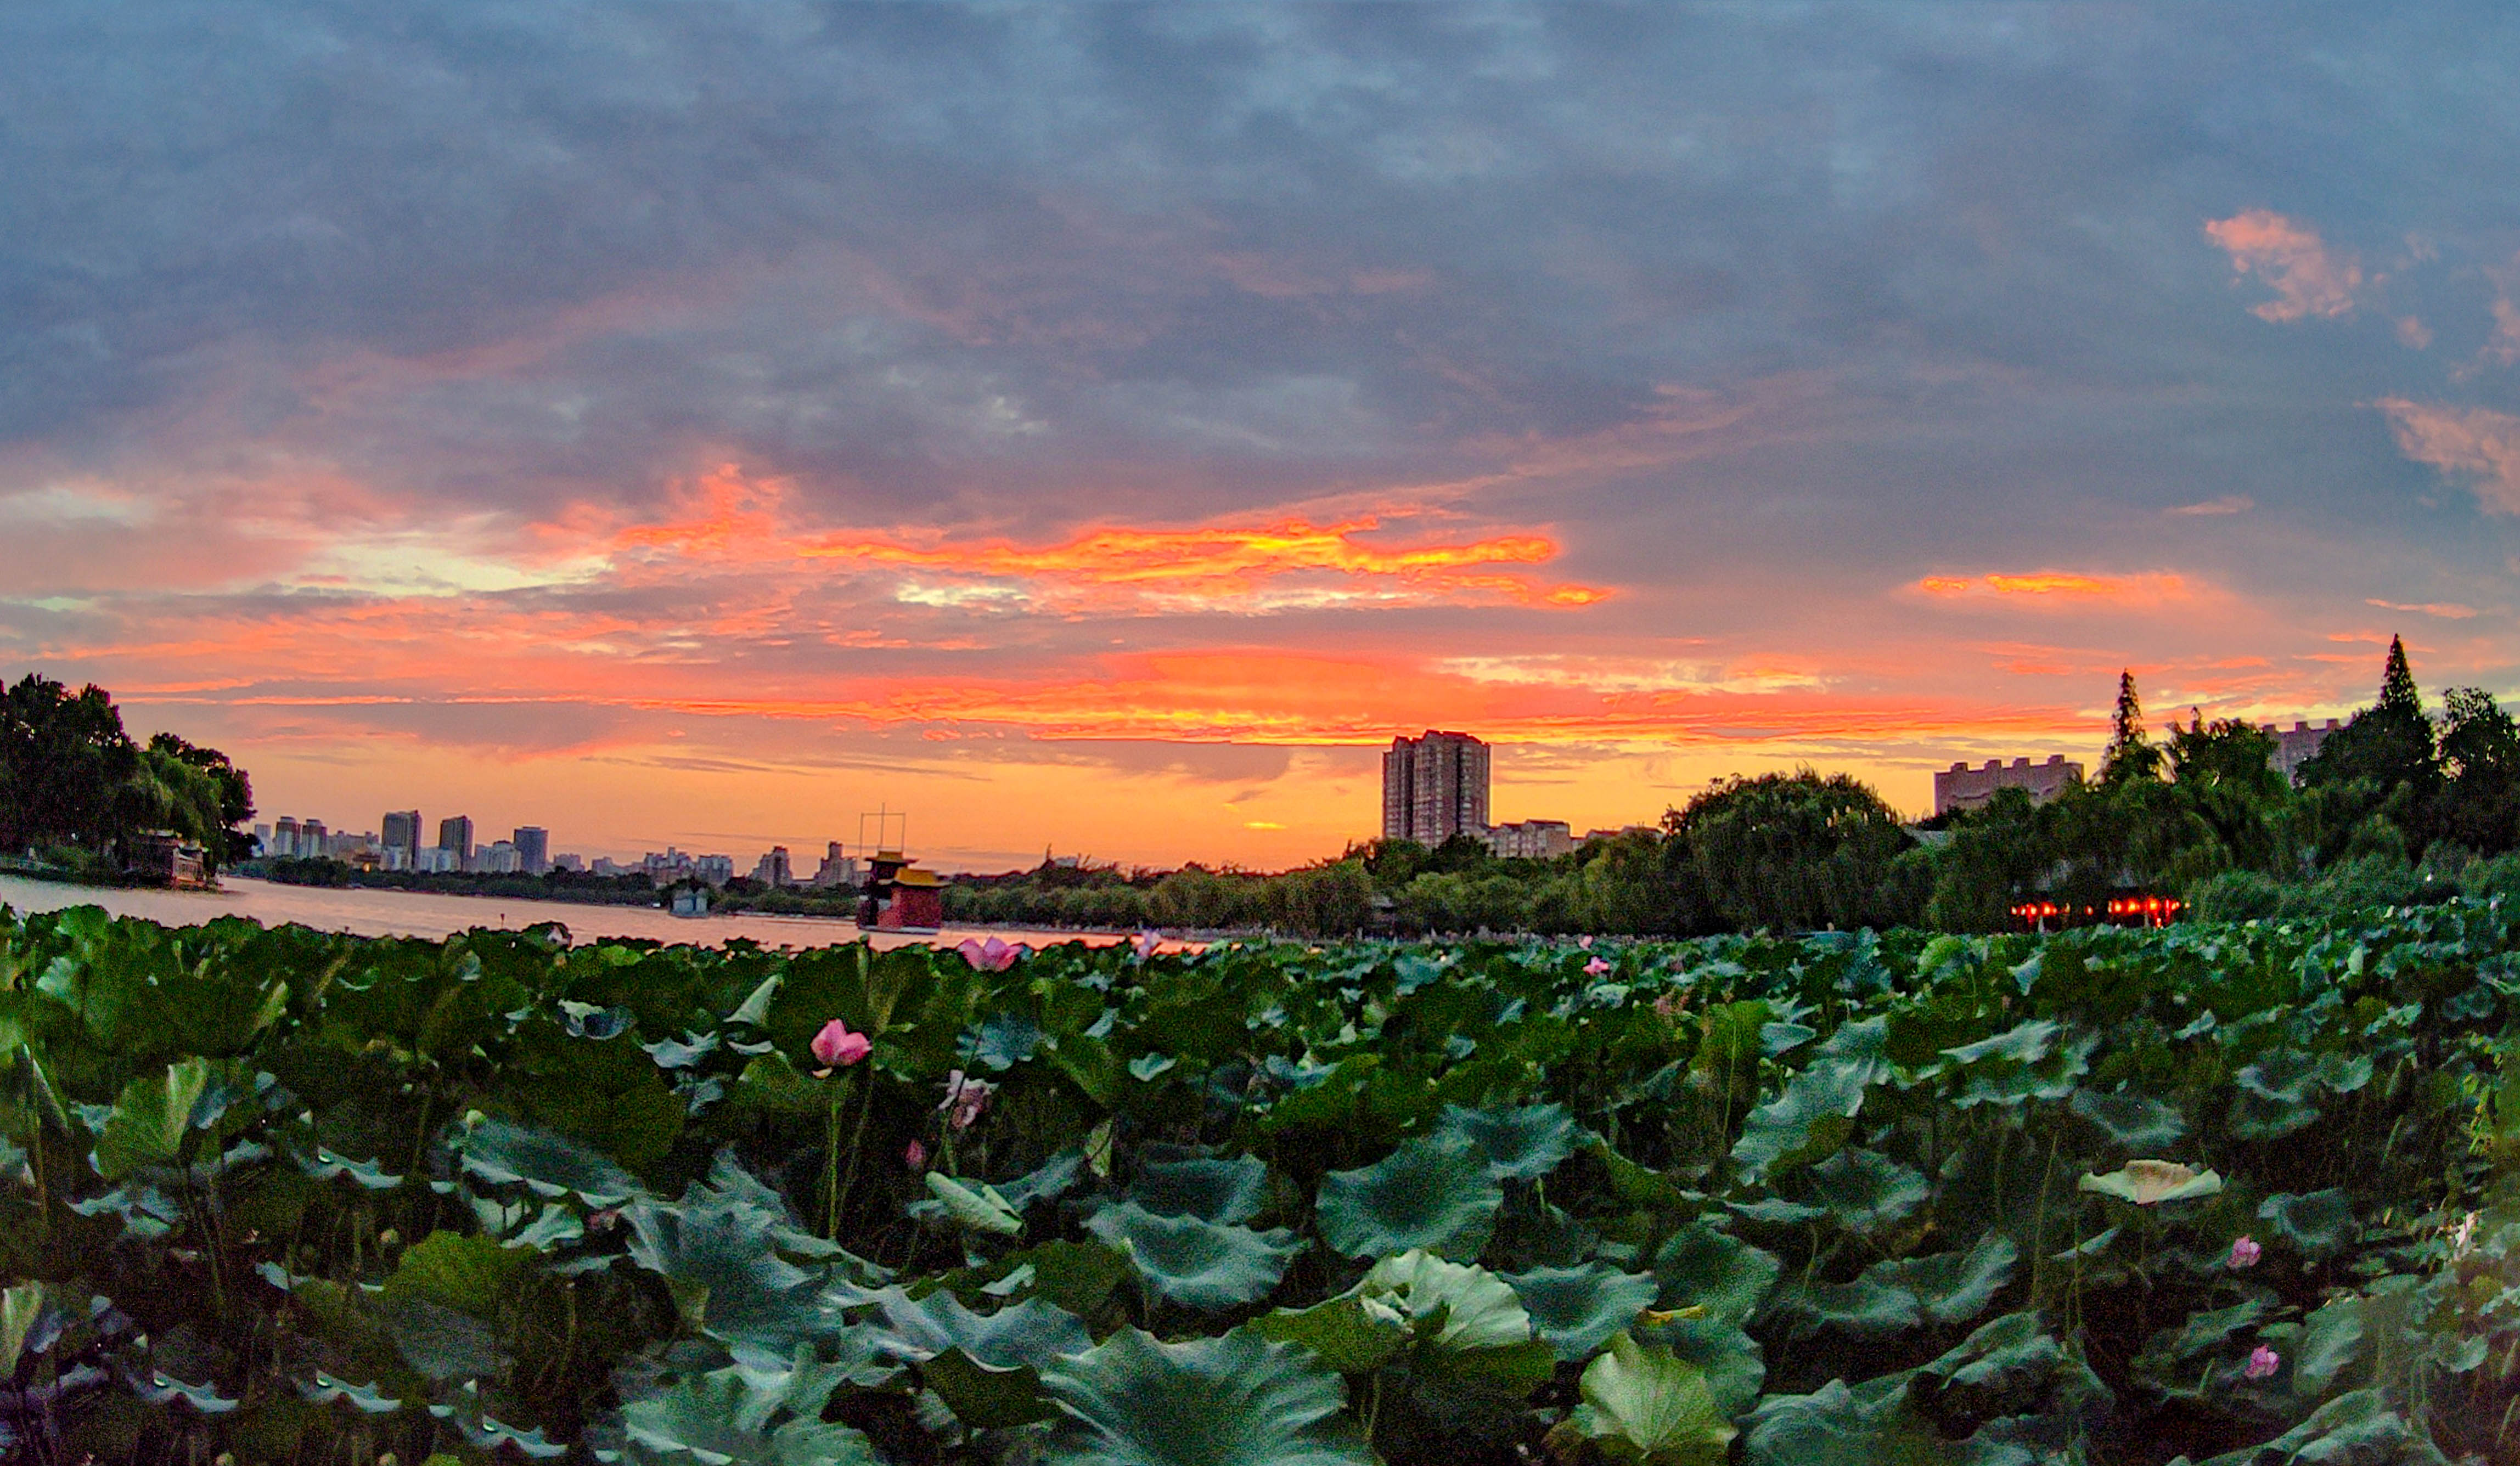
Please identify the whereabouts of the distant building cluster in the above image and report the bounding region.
[256,808,869,893]
[1930,717,2343,817]
[1377,731,1646,859]
[260,810,570,875]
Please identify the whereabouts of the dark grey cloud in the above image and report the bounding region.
[5,1,2520,597]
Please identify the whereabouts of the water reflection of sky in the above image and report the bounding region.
[0,876,1173,952]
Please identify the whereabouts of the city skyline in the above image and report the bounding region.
[5,7,2518,869]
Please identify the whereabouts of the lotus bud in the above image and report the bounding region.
[812,1018,872,1067]
[2245,1344,2280,1380]
[905,1140,928,1169]
[2226,1236,2261,1269]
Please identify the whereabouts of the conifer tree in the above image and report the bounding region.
[2101,670,2161,783]
[2378,635,2421,716]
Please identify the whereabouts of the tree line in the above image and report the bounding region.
[946,637,2520,936]
[0,674,257,880]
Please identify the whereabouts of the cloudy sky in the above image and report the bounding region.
[7,3,2519,869]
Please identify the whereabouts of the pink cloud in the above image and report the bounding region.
[2373,398,2520,514]
[2166,495,2252,516]
[2204,210,2361,322]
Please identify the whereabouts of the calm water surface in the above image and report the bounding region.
[0,874,1150,952]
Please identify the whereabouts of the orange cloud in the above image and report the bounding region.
[603,465,1611,612]
[2373,398,2520,514]
[1917,571,2195,604]
[2204,210,2361,322]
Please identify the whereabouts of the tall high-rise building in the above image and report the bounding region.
[513,826,549,875]
[1381,730,1490,844]
[437,815,474,866]
[272,816,301,858]
[382,810,422,865]
[751,846,793,887]
[811,841,859,889]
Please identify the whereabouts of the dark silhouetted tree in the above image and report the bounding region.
[2300,635,2439,798]
[2100,670,2162,785]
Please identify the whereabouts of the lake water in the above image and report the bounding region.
[0,873,1158,952]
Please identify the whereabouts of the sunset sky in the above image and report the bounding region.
[7,5,2520,870]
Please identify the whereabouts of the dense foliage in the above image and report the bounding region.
[7,901,2520,1465]
[0,676,255,876]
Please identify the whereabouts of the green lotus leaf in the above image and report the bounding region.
[927,1172,1025,1236]
[385,1231,526,1319]
[2257,1189,2358,1260]
[1128,1052,1179,1082]
[975,1012,1045,1070]
[1567,1332,1737,1466]
[1434,1101,1579,1181]
[1910,1312,2062,1430]
[2293,1297,2369,1394]
[2139,1299,2270,1372]
[869,1290,1050,1375]
[1939,1018,2058,1068]
[452,1115,641,1205]
[995,1240,1135,1317]
[1730,1058,1867,1183]
[2191,1388,2437,1466]
[1038,1327,1374,1466]
[1248,1294,1413,1375]
[2067,1089,2186,1152]
[1129,1153,1269,1225]
[1802,1148,1929,1237]
[1953,1029,2094,1109]
[137,1369,241,1414]
[1644,1316,1766,1418]
[2076,1159,2223,1205]
[1315,1133,1501,1260]
[1,1282,43,1378]
[1773,1265,1919,1340]
[1899,1233,2017,1327]
[621,1366,876,1465]
[299,1147,405,1191]
[1505,1264,1660,1361]
[428,1380,569,1457]
[300,1372,404,1414]
[680,1151,876,1271]
[996,1149,1089,1213]
[92,1057,212,1180]
[921,1345,1064,1429]
[1741,1374,1925,1466]
[2229,1048,2325,1141]
[1085,1200,1300,1309]
[623,1197,843,1358]
[1653,1223,1782,1326]
[1357,1249,1535,1354]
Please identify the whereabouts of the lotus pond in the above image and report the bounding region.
[5,902,2520,1465]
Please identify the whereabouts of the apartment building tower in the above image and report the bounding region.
[381,810,422,867]
[1381,730,1491,845]
[513,826,550,876]
[437,815,475,867]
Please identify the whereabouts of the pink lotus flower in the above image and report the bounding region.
[811,1019,872,1068]
[2227,1236,2262,1270]
[2245,1344,2280,1380]
[1584,956,1612,978]
[940,1070,997,1131]
[958,936,1026,972]
[1578,935,1594,950]
[904,1140,928,1170]
[1131,929,1161,961]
